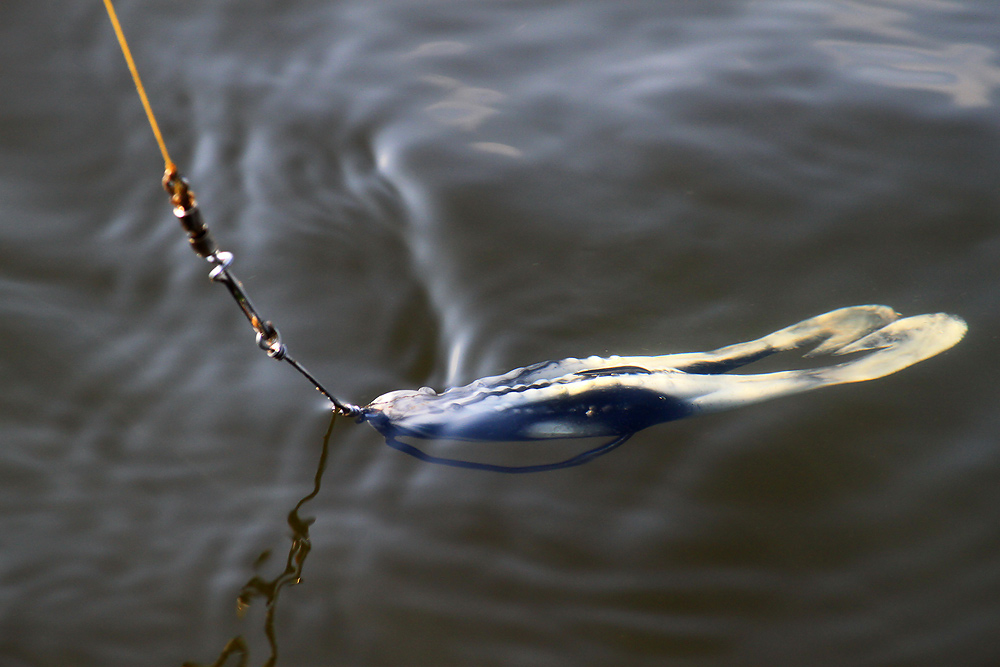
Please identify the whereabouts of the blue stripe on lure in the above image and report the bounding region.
[360,305,966,473]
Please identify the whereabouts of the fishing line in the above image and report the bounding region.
[102,0,173,170]
[102,0,362,418]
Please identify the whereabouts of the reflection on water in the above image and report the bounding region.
[819,41,1000,106]
[812,0,1000,106]
[422,75,504,132]
[184,413,339,667]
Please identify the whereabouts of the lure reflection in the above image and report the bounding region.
[361,306,966,471]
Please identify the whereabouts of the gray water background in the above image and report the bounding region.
[3,1,1000,665]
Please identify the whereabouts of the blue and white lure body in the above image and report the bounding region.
[361,306,966,471]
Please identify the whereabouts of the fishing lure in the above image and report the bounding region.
[103,3,966,473]
[360,305,966,471]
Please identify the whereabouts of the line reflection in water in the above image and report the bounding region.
[183,412,339,667]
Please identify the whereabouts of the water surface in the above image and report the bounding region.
[2,1,999,665]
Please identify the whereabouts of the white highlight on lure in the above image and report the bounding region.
[362,306,966,443]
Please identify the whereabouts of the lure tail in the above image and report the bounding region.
[688,312,967,414]
[627,304,900,374]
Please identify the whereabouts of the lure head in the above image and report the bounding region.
[362,387,443,437]
[361,373,693,442]
[361,385,532,440]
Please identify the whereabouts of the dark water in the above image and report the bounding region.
[3,1,1000,665]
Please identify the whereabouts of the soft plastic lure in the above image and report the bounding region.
[361,306,966,472]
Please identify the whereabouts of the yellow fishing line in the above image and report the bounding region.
[102,0,175,171]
